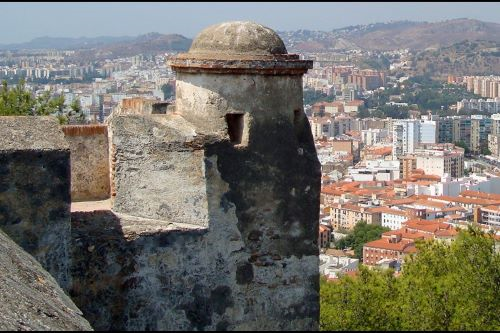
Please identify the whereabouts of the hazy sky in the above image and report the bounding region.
[1,2,500,44]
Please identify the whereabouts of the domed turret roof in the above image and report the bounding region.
[169,21,312,75]
[188,21,287,56]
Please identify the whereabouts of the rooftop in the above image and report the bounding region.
[169,21,312,74]
[189,21,287,56]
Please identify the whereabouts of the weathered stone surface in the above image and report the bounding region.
[0,116,69,151]
[0,229,92,331]
[109,114,212,227]
[189,21,287,56]
[69,21,320,331]
[70,109,320,330]
[169,22,312,75]
[62,125,110,202]
[0,116,71,290]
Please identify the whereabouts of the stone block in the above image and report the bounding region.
[0,229,92,331]
[0,116,71,290]
[62,125,110,202]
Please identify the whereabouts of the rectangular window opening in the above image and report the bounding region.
[226,113,244,145]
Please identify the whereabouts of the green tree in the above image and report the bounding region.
[64,98,86,125]
[0,79,65,119]
[335,221,390,259]
[303,88,335,105]
[321,227,500,331]
[481,146,492,156]
[320,267,399,331]
[0,79,35,115]
[357,107,371,119]
[455,141,471,155]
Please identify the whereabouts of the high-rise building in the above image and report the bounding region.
[470,115,492,154]
[400,155,417,179]
[437,117,454,144]
[392,119,436,159]
[488,113,500,158]
[419,119,437,144]
[415,147,464,178]
[393,120,420,159]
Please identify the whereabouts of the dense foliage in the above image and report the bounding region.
[303,88,335,105]
[321,227,500,331]
[335,221,390,259]
[0,79,84,124]
[362,75,482,118]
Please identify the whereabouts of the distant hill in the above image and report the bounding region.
[0,33,192,60]
[96,33,191,58]
[278,19,500,52]
[0,35,136,51]
[410,40,500,76]
[3,18,500,57]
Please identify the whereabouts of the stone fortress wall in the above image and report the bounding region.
[62,124,110,202]
[0,21,321,331]
[0,116,72,291]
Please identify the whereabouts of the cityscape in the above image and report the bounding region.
[0,2,499,332]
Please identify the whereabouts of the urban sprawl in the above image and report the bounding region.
[2,46,500,281]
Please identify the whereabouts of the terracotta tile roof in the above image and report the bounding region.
[366,146,392,155]
[345,100,365,106]
[482,205,500,213]
[385,197,418,206]
[409,174,441,181]
[331,203,381,214]
[431,195,500,206]
[382,229,430,240]
[444,214,465,220]
[461,190,500,201]
[434,228,459,237]
[319,225,330,232]
[412,199,449,209]
[373,207,408,216]
[404,219,453,234]
[441,206,467,212]
[364,238,415,252]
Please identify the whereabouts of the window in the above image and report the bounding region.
[225,113,244,144]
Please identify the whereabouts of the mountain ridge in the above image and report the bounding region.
[2,18,500,54]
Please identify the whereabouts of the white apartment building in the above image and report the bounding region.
[361,128,389,146]
[488,114,500,159]
[309,118,334,139]
[409,173,500,197]
[457,98,500,113]
[479,206,500,228]
[415,149,464,178]
[419,120,437,144]
[348,160,400,182]
[380,209,409,230]
[392,120,419,159]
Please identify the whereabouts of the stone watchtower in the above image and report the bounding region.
[101,21,320,330]
[168,21,321,330]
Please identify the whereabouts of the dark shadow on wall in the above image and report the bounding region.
[69,210,211,331]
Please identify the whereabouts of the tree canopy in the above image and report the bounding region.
[335,221,390,259]
[0,79,64,117]
[321,227,500,331]
[0,79,85,124]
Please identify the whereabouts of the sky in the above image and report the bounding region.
[1,2,500,44]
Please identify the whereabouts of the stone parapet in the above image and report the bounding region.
[0,116,71,290]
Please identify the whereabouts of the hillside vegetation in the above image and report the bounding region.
[279,19,500,52]
[410,40,500,76]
